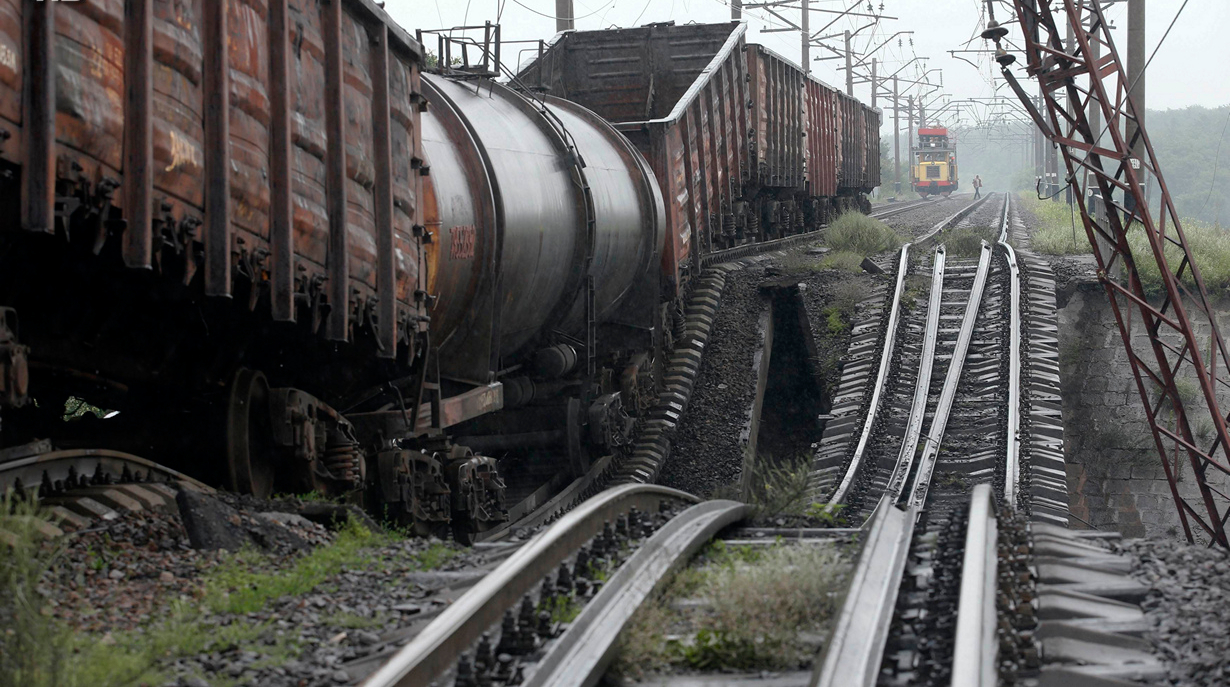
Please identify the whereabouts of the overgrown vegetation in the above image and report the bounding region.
[941,227,997,258]
[205,518,395,614]
[1016,192,1090,255]
[615,541,849,676]
[741,452,814,517]
[0,503,452,686]
[1,495,68,686]
[826,211,905,256]
[1127,216,1230,297]
[818,250,866,273]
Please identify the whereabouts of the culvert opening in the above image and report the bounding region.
[756,284,828,470]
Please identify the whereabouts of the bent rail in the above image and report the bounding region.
[520,499,752,687]
[951,484,999,687]
[811,495,914,687]
[361,484,698,687]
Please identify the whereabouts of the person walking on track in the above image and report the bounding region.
[973,175,983,199]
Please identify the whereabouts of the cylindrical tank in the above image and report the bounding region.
[420,75,664,383]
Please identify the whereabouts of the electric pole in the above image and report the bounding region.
[732,0,742,21]
[844,30,853,95]
[556,0,574,32]
[1034,93,1044,185]
[870,58,877,108]
[1127,0,1146,155]
[893,75,900,196]
[908,95,915,189]
[1127,0,1147,214]
[801,0,810,76]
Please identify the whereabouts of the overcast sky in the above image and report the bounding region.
[385,0,1229,126]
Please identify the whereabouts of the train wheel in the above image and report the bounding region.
[941,191,952,198]
[226,368,278,498]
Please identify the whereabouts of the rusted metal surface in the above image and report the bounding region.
[806,76,840,198]
[418,74,661,384]
[0,0,425,389]
[0,0,22,164]
[268,0,294,321]
[203,0,231,296]
[122,0,153,269]
[323,0,349,340]
[519,22,749,294]
[746,45,805,190]
[20,0,52,234]
[371,23,396,358]
[992,0,1230,547]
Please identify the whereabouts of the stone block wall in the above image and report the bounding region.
[1059,284,1230,540]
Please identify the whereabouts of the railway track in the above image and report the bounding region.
[809,193,1013,685]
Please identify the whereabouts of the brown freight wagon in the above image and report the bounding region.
[835,90,882,196]
[518,21,881,298]
[0,0,434,495]
[0,0,426,382]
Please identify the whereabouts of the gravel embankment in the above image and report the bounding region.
[879,194,975,238]
[660,264,769,497]
[1127,537,1230,687]
[36,492,487,687]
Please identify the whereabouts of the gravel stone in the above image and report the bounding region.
[1127,536,1230,687]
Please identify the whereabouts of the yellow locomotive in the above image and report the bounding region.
[912,127,959,198]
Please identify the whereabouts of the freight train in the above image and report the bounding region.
[0,5,879,540]
[912,126,959,197]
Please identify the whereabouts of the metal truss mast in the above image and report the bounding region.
[984,0,1230,547]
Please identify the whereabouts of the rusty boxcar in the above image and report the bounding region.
[518,21,882,298]
[0,0,432,496]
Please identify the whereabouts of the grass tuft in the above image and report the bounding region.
[1127,217,1230,297]
[1016,193,1091,255]
[204,517,380,614]
[942,227,996,258]
[825,212,905,256]
[743,453,814,517]
[818,250,866,273]
[616,543,849,674]
[0,494,68,686]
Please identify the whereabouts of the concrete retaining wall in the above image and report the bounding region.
[1058,285,1230,539]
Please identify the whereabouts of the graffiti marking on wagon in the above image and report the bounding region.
[449,225,476,260]
[165,130,203,173]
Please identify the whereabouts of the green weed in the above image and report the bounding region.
[1127,216,1230,297]
[818,250,866,273]
[825,307,848,336]
[825,212,906,256]
[615,543,849,675]
[942,227,996,258]
[804,503,850,527]
[1016,193,1091,255]
[539,594,583,624]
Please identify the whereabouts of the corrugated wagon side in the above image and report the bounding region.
[805,76,840,200]
[0,0,433,499]
[1,0,428,376]
[745,44,805,191]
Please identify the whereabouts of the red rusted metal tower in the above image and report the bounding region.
[985,0,1230,548]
